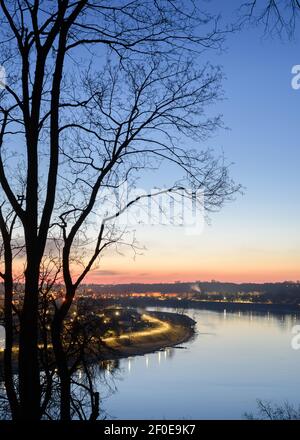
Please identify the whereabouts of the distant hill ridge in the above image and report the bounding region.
[80,281,300,296]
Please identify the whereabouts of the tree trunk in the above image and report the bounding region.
[51,317,71,420]
[3,247,19,419]
[18,257,41,420]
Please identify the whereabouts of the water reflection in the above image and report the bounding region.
[123,348,175,374]
[1,307,300,419]
[100,307,300,420]
[0,327,4,350]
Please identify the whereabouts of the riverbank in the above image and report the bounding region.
[90,311,196,361]
[0,311,196,366]
[106,297,300,315]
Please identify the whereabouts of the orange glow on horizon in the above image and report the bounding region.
[84,268,300,285]
[7,247,300,285]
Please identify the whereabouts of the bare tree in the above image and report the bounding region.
[238,1,300,37]
[0,0,239,420]
[245,399,300,420]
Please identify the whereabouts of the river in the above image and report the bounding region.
[99,307,300,419]
[1,306,300,419]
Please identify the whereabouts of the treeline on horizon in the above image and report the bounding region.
[2,281,299,304]
[82,281,299,293]
[80,281,300,302]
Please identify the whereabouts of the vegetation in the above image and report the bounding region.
[246,400,300,420]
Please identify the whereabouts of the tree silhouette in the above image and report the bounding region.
[239,0,300,37]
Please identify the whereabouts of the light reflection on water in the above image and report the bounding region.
[100,307,300,420]
[0,327,4,350]
[0,307,299,419]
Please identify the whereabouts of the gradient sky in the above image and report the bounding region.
[87,1,300,285]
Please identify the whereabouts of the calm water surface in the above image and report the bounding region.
[1,307,299,419]
[100,307,300,419]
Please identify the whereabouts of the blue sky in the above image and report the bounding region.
[90,1,300,283]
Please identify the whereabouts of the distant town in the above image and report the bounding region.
[75,280,300,305]
[2,281,300,312]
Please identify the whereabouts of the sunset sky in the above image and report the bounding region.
[87,1,300,285]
